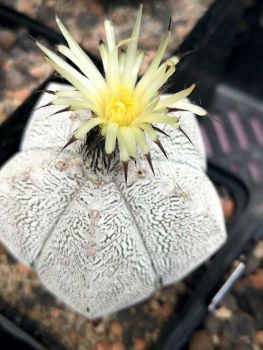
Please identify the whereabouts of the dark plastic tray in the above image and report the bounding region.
[0,1,262,349]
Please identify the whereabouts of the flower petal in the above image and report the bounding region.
[137,97,160,118]
[122,4,143,88]
[138,114,179,125]
[170,101,207,116]
[105,123,118,154]
[134,31,171,99]
[37,43,102,114]
[117,130,130,162]
[55,90,84,98]
[137,123,158,141]
[132,126,150,154]
[56,16,107,91]
[105,38,133,93]
[106,46,120,93]
[52,98,93,111]
[157,84,196,109]
[99,40,109,73]
[119,127,137,159]
[104,19,116,52]
[138,63,175,107]
[74,118,105,140]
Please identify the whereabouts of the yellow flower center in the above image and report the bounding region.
[105,88,138,127]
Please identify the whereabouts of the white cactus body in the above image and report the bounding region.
[0,83,226,318]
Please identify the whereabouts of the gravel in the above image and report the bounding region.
[0,0,214,123]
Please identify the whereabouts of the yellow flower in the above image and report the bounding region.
[36,5,207,180]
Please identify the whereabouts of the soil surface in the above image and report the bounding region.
[0,1,262,349]
[0,0,214,122]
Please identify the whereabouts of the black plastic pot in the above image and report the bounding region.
[0,1,262,349]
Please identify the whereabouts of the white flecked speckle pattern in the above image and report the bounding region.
[0,83,226,318]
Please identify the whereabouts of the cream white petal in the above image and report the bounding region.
[117,131,130,162]
[57,45,78,65]
[122,4,143,88]
[45,57,103,117]
[120,127,137,159]
[134,31,171,98]
[99,41,109,73]
[56,45,100,90]
[137,123,158,141]
[74,118,105,140]
[52,98,93,110]
[106,47,120,93]
[37,43,102,112]
[56,21,105,84]
[55,90,85,99]
[104,19,116,52]
[139,64,175,108]
[170,101,207,116]
[130,50,145,88]
[56,16,107,91]
[105,123,118,154]
[119,51,126,74]
[138,114,179,125]
[136,97,160,119]
[105,39,132,93]
[132,127,150,154]
[157,84,196,109]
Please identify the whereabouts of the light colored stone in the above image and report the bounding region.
[253,241,263,259]
[0,30,16,50]
[214,306,233,320]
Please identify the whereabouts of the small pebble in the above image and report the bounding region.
[76,12,98,29]
[29,63,52,79]
[6,87,31,101]
[89,2,103,16]
[220,196,235,221]
[255,330,263,345]
[15,263,34,275]
[173,281,187,294]
[222,313,255,338]
[189,330,214,350]
[248,271,263,289]
[159,302,173,319]
[222,294,238,311]
[95,321,106,334]
[245,253,260,274]
[204,314,221,334]
[213,306,232,320]
[253,241,263,259]
[233,338,253,350]
[217,334,232,347]
[149,298,160,311]
[211,334,219,345]
[2,61,12,72]
[0,110,7,124]
[17,0,36,16]
[110,321,123,337]
[111,342,125,350]
[51,307,62,318]
[5,69,28,89]
[252,346,261,350]
[94,343,111,350]
[175,24,192,39]
[133,338,147,350]
[0,30,17,50]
